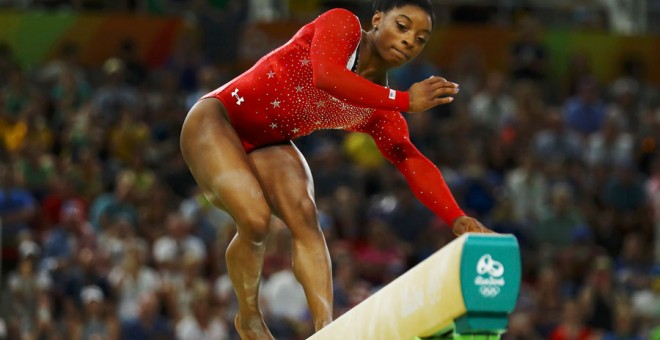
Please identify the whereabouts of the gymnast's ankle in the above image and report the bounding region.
[235,313,274,340]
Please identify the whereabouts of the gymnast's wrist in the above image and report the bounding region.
[449,211,468,227]
[395,90,409,112]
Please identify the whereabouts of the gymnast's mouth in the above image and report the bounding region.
[392,47,409,60]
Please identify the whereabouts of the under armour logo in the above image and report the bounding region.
[476,254,504,278]
[231,88,245,105]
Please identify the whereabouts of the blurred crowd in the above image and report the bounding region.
[1,2,660,340]
[0,0,657,35]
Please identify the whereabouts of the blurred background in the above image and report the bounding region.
[0,0,659,339]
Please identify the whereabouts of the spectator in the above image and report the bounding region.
[607,77,642,132]
[469,71,516,131]
[549,299,595,340]
[69,285,120,340]
[109,242,161,320]
[5,241,54,339]
[505,312,543,340]
[510,15,548,83]
[90,58,140,126]
[505,152,547,225]
[15,143,56,201]
[119,155,156,203]
[487,195,533,248]
[584,115,634,168]
[1,64,42,122]
[153,212,206,274]
[60,247,112,310]
[162,253,208,320]
[89,171,139,232]
[578,256,617,332]
[646,157,660,262]
[38,41,87,87]
[613,232,654,294]
[0,65,43,154]
[606,162,647,215]
[380,181,434,245]
[260,266,310,337]
[533,266,565,335]
[117,39,148,87]
[179,187,234,248]
[163,29,207,93]
[630,279,660,336]
[50,64,92,126]
[506,80,545,153]
[41,200,96,273]
[138,181,176,243]
[564,77,607,137]
[40,174,86,228]
[458,147,500,219]
[565,51,593,98]
[0,162,36,265]
[353,219,407,286]
[534,183,585,248]
[185,65,223,110]
[449,46,487,101]
[120,292,173,339]
[331,251,361,317]
[602,302,644,340]
[176,284,229,340]
[532,107,583,164]
[68,145,105,201]
[108,108,151,166]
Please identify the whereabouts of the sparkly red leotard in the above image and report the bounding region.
[202,8,465,225]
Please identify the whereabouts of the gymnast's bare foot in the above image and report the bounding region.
[235,314,275,340]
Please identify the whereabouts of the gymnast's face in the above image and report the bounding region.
[371,5,432,67]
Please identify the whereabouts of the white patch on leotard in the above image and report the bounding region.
[346,46,358,70]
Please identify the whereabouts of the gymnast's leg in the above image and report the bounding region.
[180,98,274,340]
[248,142,333,331]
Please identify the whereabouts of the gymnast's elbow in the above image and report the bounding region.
[311,63,335,92]
[380,142,418,165]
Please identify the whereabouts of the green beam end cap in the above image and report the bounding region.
[459,234,521,317]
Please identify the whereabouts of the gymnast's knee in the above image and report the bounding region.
[290,198,323,237]
[203,190,272,244]
[234,212,272,245]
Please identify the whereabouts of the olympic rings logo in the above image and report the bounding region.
[479,286,501,297]
[476,254,504,278]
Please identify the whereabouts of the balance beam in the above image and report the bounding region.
[308,233,521,340]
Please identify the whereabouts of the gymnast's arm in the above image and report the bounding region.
[310,9,457,113]
[352,110,493,235]
[309,8,410,112]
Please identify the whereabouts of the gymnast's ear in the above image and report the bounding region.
[371,11,383,30]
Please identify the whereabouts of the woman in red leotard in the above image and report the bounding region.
[180,0,493,338]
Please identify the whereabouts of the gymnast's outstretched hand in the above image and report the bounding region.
[452,216,496,236]
[407,76,459,113]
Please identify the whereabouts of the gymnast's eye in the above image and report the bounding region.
[397,22,407,32]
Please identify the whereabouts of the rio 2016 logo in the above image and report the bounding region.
[474,254,505,298]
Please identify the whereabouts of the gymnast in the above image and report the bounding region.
[180,0,493,338]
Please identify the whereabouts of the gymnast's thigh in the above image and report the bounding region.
[180,98,269,218]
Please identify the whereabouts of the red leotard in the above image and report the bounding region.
[202,8,465,225]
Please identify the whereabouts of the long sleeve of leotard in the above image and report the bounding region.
[352,110,466,226]
[310,9,410,112]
